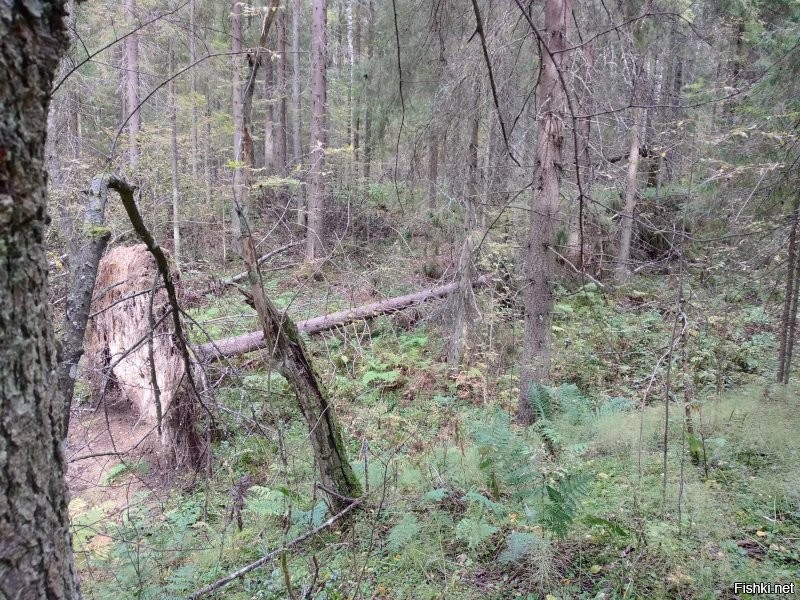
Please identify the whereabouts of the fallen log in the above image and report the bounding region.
[196,276,489,361]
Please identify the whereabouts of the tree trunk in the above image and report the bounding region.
[427,128,439,210]
[0,3,81,596]
[613,106,644,284]
[124,0,141,170]
[448,87,480,370]
[565,42,596,269]
[362,0,374,181]
[204,93,213,206]
[189,0,198,179]
[783,251,800,384]
[306,0,328,263]
[59,176,111,433]
[231,0,245,254]
[264,51,276,173]
[196,276,489,361]
[276,8,288,175]
[239,233,361,510]
[169,46,181,266]
[518,0,571,425]
[778,209,799,382]
[291,0,305,226]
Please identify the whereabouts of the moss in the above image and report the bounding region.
[83,224,112,239]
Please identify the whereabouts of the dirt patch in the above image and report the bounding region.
[66,397,166,511]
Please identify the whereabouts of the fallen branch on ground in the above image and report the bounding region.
[195,276,489,361]
[187,497,363,599]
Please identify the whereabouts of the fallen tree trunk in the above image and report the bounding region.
[196,276,489,361]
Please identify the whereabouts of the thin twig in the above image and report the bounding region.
[187,498,363,599]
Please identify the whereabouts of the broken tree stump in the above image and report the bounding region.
[85,244,203,469]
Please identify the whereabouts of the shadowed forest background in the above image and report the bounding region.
[10,0,800,597]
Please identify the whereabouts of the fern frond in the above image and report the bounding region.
[527,382,553,421]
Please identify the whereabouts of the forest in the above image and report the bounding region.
[1,0,799,598]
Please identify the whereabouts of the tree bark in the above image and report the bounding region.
[276,8,288,176]
[169,45,181,266]
[518,0,571,425]
[0,2,81,596]
[238,231,361,511]
[306,0,328,263]
[231,0,245,253]
[291,0,305,226]
[362,0,374,181]
[565,42,596,269]
[448,87,480,369]
[124,0,141,170]
[783,250,800,384]
[189,0,198,179]
[264,50,276,173]
[59,176,111,433]
[778,209,799,382]
[613,106,644,284]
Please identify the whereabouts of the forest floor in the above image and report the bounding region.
[66,237,800,599]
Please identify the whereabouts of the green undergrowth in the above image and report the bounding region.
[71,251,797,599]
[72,373,800,599]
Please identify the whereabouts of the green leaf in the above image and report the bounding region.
[583,515,630,538]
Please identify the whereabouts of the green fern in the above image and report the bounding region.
[528,382,554,421]
[455,517,499,550]
[528,383,562,455]
[535,472,590,539]
[387,513,422,552]
[498,531,548,564]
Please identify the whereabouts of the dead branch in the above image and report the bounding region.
[196,276,490,361]
[187,498,363,599]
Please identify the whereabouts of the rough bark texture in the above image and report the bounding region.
[291,0,305,226]
[783,213,800,384]
[197,277,489,361]
[239,233,361,511]
[777,210,797,382]
[306,0,328,262]
[448,88,480,370]
[614,107,644,284]
[231,0,245,253]
[0,2,81,597]
[276,9,288,175]
[59,175,111,432]
[518,0,571,425]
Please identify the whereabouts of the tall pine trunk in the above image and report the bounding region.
[124,0,140,170]
[231,1,245,254]
[1,2,81,596]
[448,87,481,369]
[613,106,644,284]
[306,0,328,263]
[291,0,305,226]
[518,0,571,425]
[189,0,198,179]
[169,46,181,266]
